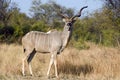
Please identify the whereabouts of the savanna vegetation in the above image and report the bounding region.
[0,42,120,80]
[0,0,120,48]
[0,0,120,80]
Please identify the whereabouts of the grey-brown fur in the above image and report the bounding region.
[22,6,88,78]
[22,31,63,53]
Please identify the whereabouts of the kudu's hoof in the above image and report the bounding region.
[30,74,34,76]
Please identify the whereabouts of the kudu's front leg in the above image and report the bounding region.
[47,54,54,78]
[47,52,58,78]
[53,54,58,78]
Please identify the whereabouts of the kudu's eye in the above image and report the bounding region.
[67,23,72,26]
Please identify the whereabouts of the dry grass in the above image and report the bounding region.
[0,44,23,75]
[58,43,120,79]
[0,43,120,80]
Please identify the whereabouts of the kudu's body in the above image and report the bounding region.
[22,6,88,78]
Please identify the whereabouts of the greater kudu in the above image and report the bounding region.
[22,6,88,78]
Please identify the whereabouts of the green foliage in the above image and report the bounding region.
[31,21,48,32]
[30,0,74,24]
[0,0,120,48]
[0,0,15,27]
[71,8,120,47]
[0,26,15,43]
[72,39,90,50]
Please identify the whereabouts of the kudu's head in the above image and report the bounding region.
[60,6,88,31]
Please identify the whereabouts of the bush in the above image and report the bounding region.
[31,21,49,32]
[0,26,15,43]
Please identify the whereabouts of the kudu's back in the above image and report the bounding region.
[22,31,62,53]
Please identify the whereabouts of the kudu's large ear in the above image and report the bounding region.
[59,13,68,22]
[72,19,76,23]
[62,18,66,22]
[58,12,68,18]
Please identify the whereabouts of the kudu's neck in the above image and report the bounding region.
[61,25,73,47]
[63,26,73,39]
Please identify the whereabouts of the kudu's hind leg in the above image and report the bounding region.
[22,49,31,76]
[22,49,36,76]
[22,56,26,76]
[27,49,36,76]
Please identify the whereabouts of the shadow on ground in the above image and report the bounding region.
[58,61,93,76]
